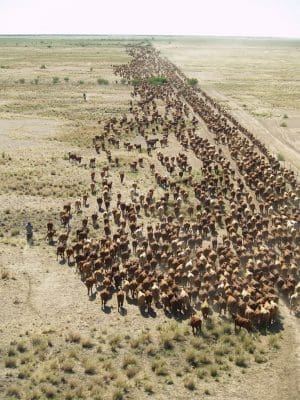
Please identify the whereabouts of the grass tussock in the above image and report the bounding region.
[83,358,98,375]
[184,375,196,390]
[6,385,22,398]
[151,359,169,376]
[235,354,249,368]
[66,331,81,343]
[81,336,95,349]
[5,357,17,368]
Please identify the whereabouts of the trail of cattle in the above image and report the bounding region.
[47,44,300,336]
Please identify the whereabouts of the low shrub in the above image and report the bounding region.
[97,78,109,85]
[16,341,28,353]
[187,78,198,87]
[61,359,75,373]
[235,355,249,368]
[277,153,285,161]
[66,331,81,343]
[254,353,267,363]
[122,354,137,369]
[6,385,22,398]
[5,357,17,368]
[147,76,167,86]
[160,332,174,350]
[144,382,154,394]
[209,365,218,377]
[184,376,196,390]
[151,359,168,376]
[126,365,139,379]
[186,349,200,367]
[81,336,94,349]
[84,359,98,375]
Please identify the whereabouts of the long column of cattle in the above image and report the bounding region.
[53,43,299,330]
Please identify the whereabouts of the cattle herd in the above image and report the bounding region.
[47,44,300,335]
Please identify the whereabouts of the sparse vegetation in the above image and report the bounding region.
[235,355,249,368]
[66,331,81,343]
[97,77,109,85]
[52,76,59,84]
[81,336,95,349]
[184,375,196,390]
[187,77,198,87]
[83,358,98,375]
[5,357,17,368]
[147,76,167,86]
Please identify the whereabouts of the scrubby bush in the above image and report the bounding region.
[11,229,20,237]
[187,78,198,87]
[81,336,94,349]
[131,79,141,86]
[84,358,98,375]
[277,153,285,161]
[151,359,168,376]
[52,76,59,84]
[97,78,109,85]
[66,331,81,343]
[148,76,167,86]
[254,353,267,363]
[186,349,200,367]
[235,355,249,368]
[6,385,22,398]
[5,357,17,368]
[184,376,196,390]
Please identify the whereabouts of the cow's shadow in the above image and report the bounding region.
[102,305,112,314]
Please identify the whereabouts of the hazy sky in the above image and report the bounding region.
[0,0,299,37]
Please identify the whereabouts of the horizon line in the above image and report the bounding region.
[0,33,299,40]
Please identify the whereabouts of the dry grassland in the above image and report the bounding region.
[0,36,299,400]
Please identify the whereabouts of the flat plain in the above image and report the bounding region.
[0,36,299,400]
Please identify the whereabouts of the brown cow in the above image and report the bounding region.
[232,313,253,333]
[85,277,96,296]
[190,314,202,335]
[100,289,110,309]
[117,289,125,311]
